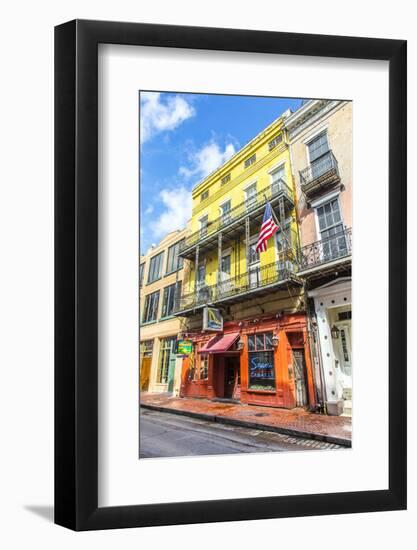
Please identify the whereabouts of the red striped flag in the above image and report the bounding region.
[256,202,279,253]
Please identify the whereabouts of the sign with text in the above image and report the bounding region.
[176,339,193,356]
[203,307,223,332]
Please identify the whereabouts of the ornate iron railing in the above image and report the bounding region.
[299,150,340,195]
[174,251,298,313]
[299,227,352,270]
[179,179,293,252]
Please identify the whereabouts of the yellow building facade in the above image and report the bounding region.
[175,111,317,411]
[139,227,189,396]
[177,112,301,316]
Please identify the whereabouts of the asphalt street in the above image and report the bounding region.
[139,408,343,458]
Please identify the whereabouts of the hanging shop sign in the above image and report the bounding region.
[203,307,223,332]
[176,339,193,356]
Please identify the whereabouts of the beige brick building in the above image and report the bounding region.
[140,227,190,396]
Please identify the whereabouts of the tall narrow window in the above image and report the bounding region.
[161,281,182,318]
[308,132,330,179]
[245,183,257,211]
[166,239,184,274]
[139,263,145,287]
[147,251,164,283]
[142,290,160,323]
[157,337,176,384]
[316,198,347,260]
[308,132,329,162]
[196,264,206,289]
[271,165,285,194]
[220,200,231,225]
[199,215,208,238]
[248,240,261,288]
[199,355,209,380]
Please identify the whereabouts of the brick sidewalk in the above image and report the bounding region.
[140,393,352,447]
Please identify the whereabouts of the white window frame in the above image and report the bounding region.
[312,193,345,243]
[218,197,232,224]
[243,180,258,209]
[267,159,286,175]
[198,213,209,237]
[305,127,329,165]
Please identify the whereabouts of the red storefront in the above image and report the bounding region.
[180,312,316,410]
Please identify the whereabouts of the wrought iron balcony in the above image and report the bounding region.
[299,150,341,200]
[174,251,301,316]
[179,179,294,259]
[299,227,352,273]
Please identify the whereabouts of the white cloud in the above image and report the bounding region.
[150,186,192,239]
[144,205,154,215]
[140,92,195,143]
[179,140,236,180]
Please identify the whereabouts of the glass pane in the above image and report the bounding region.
[221,255,231,274]
[248,335,255,351]
[221,201,231,213]
[265,332,273,349]
[249,351,275,390]
[256,334,264,350]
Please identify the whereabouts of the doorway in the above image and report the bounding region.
[334,321,352,389]
[224,357,238,399]
[140,357,151,391]
[292,348,308,407]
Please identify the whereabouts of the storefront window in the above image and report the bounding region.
[157,337,176,384]
[248,332,276,391]
[199,355,209,380]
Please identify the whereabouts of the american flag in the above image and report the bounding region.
[256,202,279,253]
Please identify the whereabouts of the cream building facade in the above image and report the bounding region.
[285,100,352,415]
[139,227,189,396]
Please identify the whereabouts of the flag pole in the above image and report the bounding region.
[262,194,292,251]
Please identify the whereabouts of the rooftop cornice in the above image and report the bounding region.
[284,99,346,136]
[191,114,288,197]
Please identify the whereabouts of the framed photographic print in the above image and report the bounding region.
[55,19,407,530]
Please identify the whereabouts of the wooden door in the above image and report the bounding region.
[224,359,236,398]
[292,349,308,407]
[140,357,151,391]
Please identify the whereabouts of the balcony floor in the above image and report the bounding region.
[174,273,302,317]
[180,192,294,260]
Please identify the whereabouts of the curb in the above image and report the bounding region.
[140,403,352,447]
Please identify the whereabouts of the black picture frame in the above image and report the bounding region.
[55,19,407,531]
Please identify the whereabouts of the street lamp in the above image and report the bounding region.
[272,334,279,347]
[237,338,244,351]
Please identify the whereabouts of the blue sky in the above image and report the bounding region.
[140,92,304,254]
